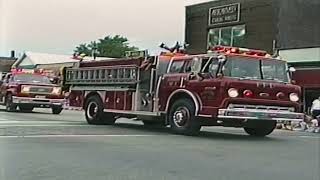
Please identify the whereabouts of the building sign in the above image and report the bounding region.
[209,3,240,26]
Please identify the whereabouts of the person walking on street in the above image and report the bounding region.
[308,97,320,133]
[311,97,320,118]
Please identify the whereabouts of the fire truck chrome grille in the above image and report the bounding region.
[228,104,295,112]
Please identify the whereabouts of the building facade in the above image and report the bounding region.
[0,51,17,73]
[185,0,320,112]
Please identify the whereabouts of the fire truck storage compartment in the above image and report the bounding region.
[65,57,156,112]
[110,91,134,111]
[105,91,130,110]
[105,91,116,109]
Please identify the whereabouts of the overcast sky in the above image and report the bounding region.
[0,0,211,57]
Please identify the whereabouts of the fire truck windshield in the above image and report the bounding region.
[222,57,289,82]
[13,74,52,84]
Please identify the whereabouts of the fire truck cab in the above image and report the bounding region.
[66,46,304,136]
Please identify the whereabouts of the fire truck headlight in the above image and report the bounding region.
[21,86,31,93]
[52,87,62,95]
[228,88,239,98]
[289,93,299,102]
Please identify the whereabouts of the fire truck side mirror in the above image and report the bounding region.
[288,67,296,73]
[288,67,296,81]
[217,73,224,78]
[188,72,204,81]
[217,55,226,63]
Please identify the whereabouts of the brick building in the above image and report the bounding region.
[185,0,320,112]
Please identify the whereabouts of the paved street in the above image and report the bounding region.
[0,108,319,180]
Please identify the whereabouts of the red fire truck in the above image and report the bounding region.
[65,46,304,136]
[0,70,65,114]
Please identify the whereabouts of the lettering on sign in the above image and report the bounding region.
[209,3,240,26]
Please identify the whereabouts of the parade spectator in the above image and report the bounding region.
[311,97,320,118]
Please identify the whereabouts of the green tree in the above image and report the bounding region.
[74,43,91,56]
[74,35,138,58]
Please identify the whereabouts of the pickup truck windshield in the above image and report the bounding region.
[222,57,289,82]
[13,74,51,84]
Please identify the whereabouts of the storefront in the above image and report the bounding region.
[280,47,320,112]
[185,0,320,113]
[185,0,319,54]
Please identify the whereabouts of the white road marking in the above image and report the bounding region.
[1,167,5,180]
[0,124,86,127]
[0,118,17,121]
[0,120,79,124]
[298,135,320,139]
[0,134,156,138]
[0,120,21,123]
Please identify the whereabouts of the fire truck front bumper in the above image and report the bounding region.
[12,96,65,108]
[217,108,304,122]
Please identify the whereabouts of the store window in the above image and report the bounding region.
[208,25,245,47]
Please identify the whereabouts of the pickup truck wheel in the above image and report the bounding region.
[168,99,201,136]
[85,95,115,125]
[5,94,17,112]
[244,121,277,137]
[19,106,34,113]
[52,106,63,115]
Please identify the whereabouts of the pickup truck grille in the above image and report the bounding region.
[29,87,53,94]
[228,104,295,112]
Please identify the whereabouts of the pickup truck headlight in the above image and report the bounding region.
[21,85,31,93]
[289,93,299,102]
[52,87,62,95]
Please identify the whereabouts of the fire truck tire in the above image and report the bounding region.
[142,120,165,127]
[52,106,63,115]
[168,99,201,136]
[85,95,115,125]
[5,94,17,112]
[244,121,277,137]
[19,106,34,113]
[103,112,116,125]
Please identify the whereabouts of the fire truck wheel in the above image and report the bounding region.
[5,94,17,112]
[52,106,63,115]
[244,121,277,137]
[85,95,115,125]
[168,99,201,136]
[19,106,34,113]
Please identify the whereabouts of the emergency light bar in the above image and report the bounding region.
[210,46,269,57]
[11,68,44,75]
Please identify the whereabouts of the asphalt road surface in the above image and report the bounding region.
[0,108,319,180]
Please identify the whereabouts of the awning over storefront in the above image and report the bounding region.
[279,47,320,63]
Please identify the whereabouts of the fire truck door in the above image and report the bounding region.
[159,73,189,109]
[184,57,223,112]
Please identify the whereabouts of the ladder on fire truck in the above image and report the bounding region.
[65,65,139,85]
